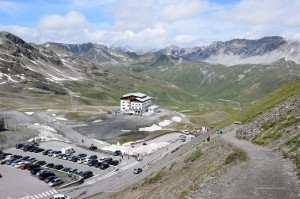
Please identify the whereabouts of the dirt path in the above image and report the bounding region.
[191,130,300,199]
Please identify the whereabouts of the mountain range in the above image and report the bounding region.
[0,31,299,105]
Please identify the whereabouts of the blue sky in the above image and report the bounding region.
[0,0,299,49]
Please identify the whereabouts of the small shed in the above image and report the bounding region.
[147,105,160,113]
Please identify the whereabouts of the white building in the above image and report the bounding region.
[120,92,155,114]
[147,105,160,113]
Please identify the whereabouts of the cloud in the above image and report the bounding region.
[160,0,208,22]
[0,1,22,15]
[39,11,88,30]
[174,34,197,44]
[215,0,300,27]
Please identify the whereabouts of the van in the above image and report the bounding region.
[61,147,75,155]
[53,194,70,199]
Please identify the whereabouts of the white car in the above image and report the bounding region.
[77,157,85,164]
[14,161,26,168]
[99,157,106,161]
[48,178,63,187]
[53,194,70,199]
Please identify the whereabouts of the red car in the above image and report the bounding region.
[19,163,32,170]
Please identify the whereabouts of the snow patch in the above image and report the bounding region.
[56,117,68,121]
[92,120,102,123]
[25,112,34,115]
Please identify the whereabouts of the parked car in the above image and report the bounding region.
[39,172,55,180]
[44,176,59,183]
[20,156,30,161]
[53,164,64,170]
[68,155,75,161]
[48,178,63,187]
[71,156,78,162]
[27,164,40,171]
[52,151,61,158]
[110,160,119,166]
[103,157,113,164]
[94,162,103,168]
[89,146,97,151]
[28,157,37,163]
[43,149,52,155]
[87,155,98,160]
[34,147,44,153]
[62,154,70,160]
[88,160,98,166]
[19,163,32,170]
[83,158,92,165]
[62,167,71,172]
[77,153,87,158]
[57,154,64,159]
[53,194,70,199]
[179,135,186,138]
[11,159,23,166]
[133,168,142,174]
[31,167,43,175]
[77,158,85,164]
[113,150,122,156]
[80,171,93,179]
[36,160,46,166]
[100,163,109,170]
[180,138,186,142]
[46,163,55,168]
[15,143,24,149]
[36,169,49,176]
[15,161,27,168]
[68,168,78,174]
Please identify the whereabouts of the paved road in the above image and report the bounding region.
[37,112,109,148]
[197,129,300,199]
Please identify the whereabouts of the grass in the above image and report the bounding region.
[83,192,103,199]
[169,162,176,171]
[224,147,247,165]
[143,167,166,184]
[294,154,300,179]
[190,148,202,162]
[177,187,190,199]
[217,78,300,127]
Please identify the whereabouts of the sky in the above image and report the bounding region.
[0,0,299,49]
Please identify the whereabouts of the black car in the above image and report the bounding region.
[94,162,102,168]
[88,160,98,166]
[15,143,24,149]
[39,172,55,180]
[62,167,71,172]
[36,160,46,166]
[20,156,30,161]
[81,171,93,179]
[103,157,113,164]
[71,156,78,162]
[87,155,98,160]
[110,160,119,166]
[43,149,52,155]
[28,157,37,163]
[89,146,98,151]
[27,164,40,171]
[77,153,87,158]
[113,150,122,156]
[31,167,43,175]
[23,144,35,152]
[53,164,64,170]
[34,147,44,153]
[46,163,55,168]
[44,176,59,183]
[9,155,22,160]
[68,168,78,174]
[133,168,142,174]
[100,163,109,170]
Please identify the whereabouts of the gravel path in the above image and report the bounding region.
[191,130,300,199]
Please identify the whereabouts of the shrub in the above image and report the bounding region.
[178,187,190,199]
[191,148,202,162]
[224,147,247,165]
[169,162,176,171]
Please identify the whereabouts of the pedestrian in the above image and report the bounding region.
[122,154,124,159]
[119,158,122,162]
[82,139,84,143]
[207,136,210,142]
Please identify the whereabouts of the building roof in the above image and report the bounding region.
[122,92,147,98]
[148,105,159,109]
[135,96,151,102]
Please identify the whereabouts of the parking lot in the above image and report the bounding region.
[1,140,136,199]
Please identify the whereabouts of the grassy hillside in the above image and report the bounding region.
[106,59,300,103]
[218,77,300,126]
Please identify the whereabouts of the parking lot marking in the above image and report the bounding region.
[93,174,100,178]
[45,191,50,196]
[37,194,43,197]
[33,195,39,199]
[41,193,47,197]
[48,190,54,194]
[52,189,58,193]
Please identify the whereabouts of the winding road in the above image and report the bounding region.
[196,129,300,199]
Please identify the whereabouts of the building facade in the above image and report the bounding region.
[120,92,153,114]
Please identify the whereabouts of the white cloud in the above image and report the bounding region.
[39,11,88,30]
[0,1,21,15]
[160,0,208,22]
[0,25,39,41]
[174,34,197,44]
[215,0,300,27]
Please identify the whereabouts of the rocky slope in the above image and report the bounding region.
[162,36,300,66]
